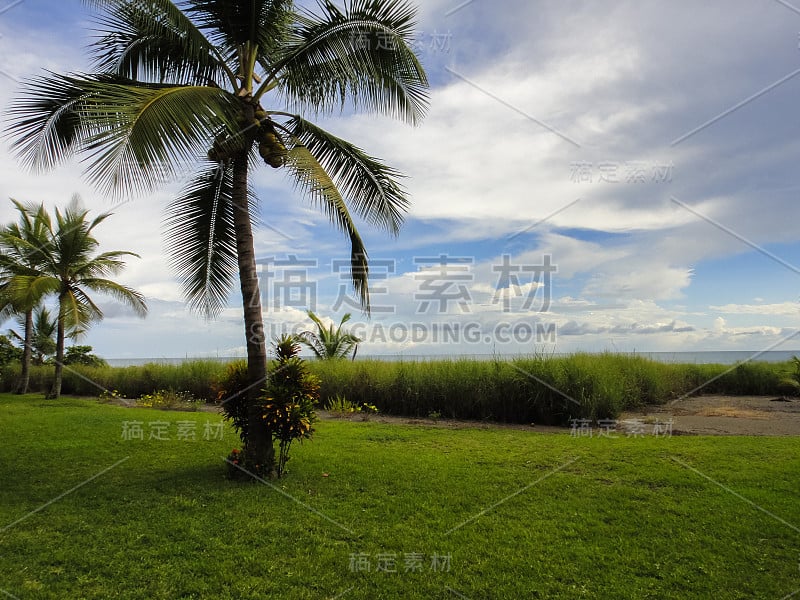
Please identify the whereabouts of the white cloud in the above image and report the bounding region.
[710,302,800,316]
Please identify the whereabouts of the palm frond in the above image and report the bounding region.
[164,163,239,318]
[306,309,327,334]
[77,80,241,195]
[80,278,148,317]
[283,143,370,311]
[7,72,242,195]
[282,115,408,235]
[8,275,60,308]
[267,0,429,124]
[0,234,47,276]
[299,332,326,359]
[185,0,294,64]
[8,200,54,264]
[0,287,15,324]
[4,72,106,172]
[60,287,103,331]
[51,202,102,268]
[87,0,233,86]
[69,251,140,280]
[33,305,57,335]
[254,0,297,66]
[31,305,57,358]
[299,311,331,359]
[299,310,361,359]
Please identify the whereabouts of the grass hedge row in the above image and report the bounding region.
[1,354,793,425]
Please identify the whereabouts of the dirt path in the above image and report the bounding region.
[620,395,800,436]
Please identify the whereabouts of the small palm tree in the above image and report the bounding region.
[7,305,57,365]
[6,0,427,467]
[300,311,362,360]
[8,198,148,398]
[0,200,54,393]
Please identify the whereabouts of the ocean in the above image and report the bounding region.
[104,350,800,367]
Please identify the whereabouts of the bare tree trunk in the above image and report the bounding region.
[48,307,64,399]
[15,308,33,394]
[231,152,274,473]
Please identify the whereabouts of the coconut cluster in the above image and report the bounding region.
[206,108,287,169]
[255,110,287,169]
[207,132,244,163]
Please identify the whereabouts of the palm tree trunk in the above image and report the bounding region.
[49,306,65,399]
[15,308,33,394]
[231,153,274,473]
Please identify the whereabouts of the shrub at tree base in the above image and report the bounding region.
[221,337,319,479]
[213,360,250,439]
[265,353,320,476]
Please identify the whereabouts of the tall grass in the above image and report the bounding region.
[311,353,791,425]
[0,360,228,400]
[1,354,793,424]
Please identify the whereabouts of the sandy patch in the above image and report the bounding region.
[621,395,800,436]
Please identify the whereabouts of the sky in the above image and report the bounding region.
[0,0,799,359]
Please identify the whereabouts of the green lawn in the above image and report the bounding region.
[1,394,799,599]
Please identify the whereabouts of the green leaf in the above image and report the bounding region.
[87,0,232,86]
[185,0,294,63]
[299,310,361,359]
[7,72,242,194]
[269,0,429,124]
[283,115,409,235]
[282,143,370,312]
[164,163,239,318]
[5,72,104,172]
[80,278,148,318]
[77,80,242,196]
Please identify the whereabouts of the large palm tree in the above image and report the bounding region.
[0,201,54,393]
[8,200,148,398]
[5,0,428,467]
